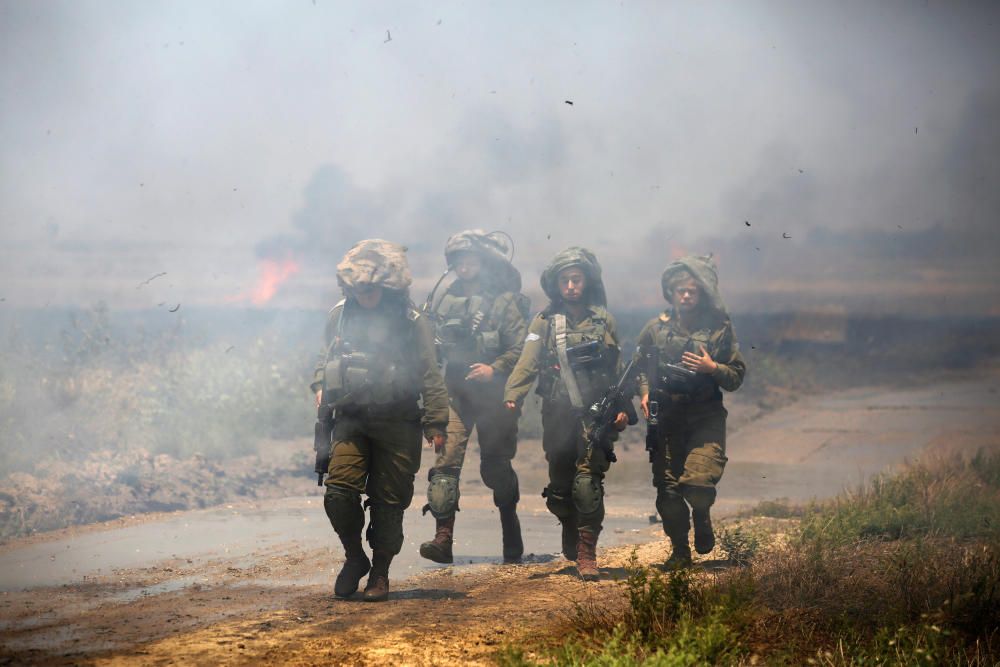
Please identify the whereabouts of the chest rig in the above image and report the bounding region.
[322,301,420,407]
[537,306,618,407]
[650,314,723,402]
[433,291,501,378]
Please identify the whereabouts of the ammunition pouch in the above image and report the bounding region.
[324,350,417,407]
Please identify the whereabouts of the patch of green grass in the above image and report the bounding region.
[717,525,769,566]
[797,453,1000,546]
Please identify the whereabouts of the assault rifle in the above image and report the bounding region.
[642,346,660,463]
[584,357,639,463]
[314,391,335,486]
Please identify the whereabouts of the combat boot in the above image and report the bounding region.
[364,551,393,602]
[334,536,371,598]
[561,521,577,561]
[419,516,454,564]
[664,544,693,569]
[692,508,715,555]
[576,529,600,581]
[499,504,524,563]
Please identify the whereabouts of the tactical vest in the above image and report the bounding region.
[649,313,727,402]
[536,306,619,407]
[433,291,503,376]
[322,300,421,407]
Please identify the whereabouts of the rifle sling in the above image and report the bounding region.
[553,314,586,410]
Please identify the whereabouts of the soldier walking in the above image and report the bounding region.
[636,255,746,567]
[503,247,628,580]
[311,240,449,601]
[419,230,530,564]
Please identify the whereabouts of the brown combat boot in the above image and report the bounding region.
[692,508,715,555]
[561,521,577,561]
[419,516,455,564]
[576,529,600,581]
[333,537,371,598]
[499,504,524,563]
[363,551,393,602]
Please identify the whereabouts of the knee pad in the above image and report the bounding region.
[424,473,460,519]
[543,485,574,522]
[481,458,519,507]
[682,485,717,511]
[366,502,406,555]
[572,474,603,516]
[324,485,364,535]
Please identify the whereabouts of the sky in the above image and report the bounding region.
[1,1,998,313]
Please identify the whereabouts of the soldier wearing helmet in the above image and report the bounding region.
[418,230,531,564]
[504,247,628,581]
[636,255,746,567]
[310,239,449,601]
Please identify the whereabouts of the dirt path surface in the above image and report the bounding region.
[2,371,998,666]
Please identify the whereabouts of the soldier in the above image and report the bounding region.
[636,255,746,567]
[419,230,530,564]
[503,247,628,581]
[311,240,449,601]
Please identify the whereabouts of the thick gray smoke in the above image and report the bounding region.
[0,1,998,314]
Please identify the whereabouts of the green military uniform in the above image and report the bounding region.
[420,230,530,563]
[504,247,623,578]
[637,255,746,563]
[311,239,449,600]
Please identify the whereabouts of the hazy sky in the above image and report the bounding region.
[1,1,998,310]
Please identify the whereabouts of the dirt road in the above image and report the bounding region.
[2,371,998,665]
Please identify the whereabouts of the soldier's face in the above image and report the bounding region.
[452,252,482,282]
[671,279,701,312]
[558,267,586,303]
[350,285,384,309]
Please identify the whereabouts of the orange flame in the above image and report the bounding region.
[228,258,301,305]
[250,258,300,305]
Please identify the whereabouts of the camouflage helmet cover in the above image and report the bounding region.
[540,246,607,306]
[336,239,412,291]
[444,229,521,292]
[660,254,728,315]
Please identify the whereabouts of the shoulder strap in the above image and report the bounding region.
[553,314,586,409]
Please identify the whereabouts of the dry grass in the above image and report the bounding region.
[501,452,1000,666]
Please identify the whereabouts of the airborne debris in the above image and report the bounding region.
[798,169,804,174]
[436,19,442,25]
[782,233,791,239]
[137,272,167,288]
[384,30,391,42]
[225,346,235,354]
[168,304,181,312]
[744,221,751,227]
[565,100,573,105]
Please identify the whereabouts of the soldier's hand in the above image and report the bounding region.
[681,345,718,374]
[613,411,628,431]
[315,390,322,407]
[465,363,494,383]
[430,433,446,453]
[640,394,650,420]
[504,401,517,412]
